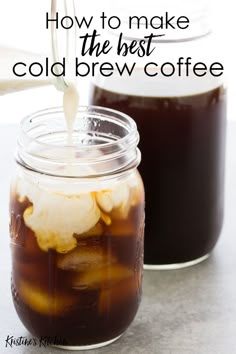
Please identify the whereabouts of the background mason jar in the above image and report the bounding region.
[89,2,227,269]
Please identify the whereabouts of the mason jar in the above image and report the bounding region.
[89,2,227,269]
[10,106,145,349]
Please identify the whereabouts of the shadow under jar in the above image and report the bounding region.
[10,107,145,350]
[89,6,227,269]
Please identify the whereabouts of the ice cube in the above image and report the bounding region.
[96,183,131,218]
[95,191,113,213]
[19,280,77,316]
[57,246,116,271]
[72,264,132,289]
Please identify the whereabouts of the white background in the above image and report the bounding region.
[0,0,234,124]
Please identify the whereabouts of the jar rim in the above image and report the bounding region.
[20,105,137,148]
[17,106,141,178]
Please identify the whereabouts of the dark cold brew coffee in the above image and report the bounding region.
[90,73,226,266]
[10,170,144,346]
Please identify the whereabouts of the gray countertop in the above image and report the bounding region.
[1,123,236,354]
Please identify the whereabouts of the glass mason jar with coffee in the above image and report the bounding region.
[10,107,144,349]
[89,3,227,269]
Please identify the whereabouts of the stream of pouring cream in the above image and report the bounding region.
[63,84,79,147]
